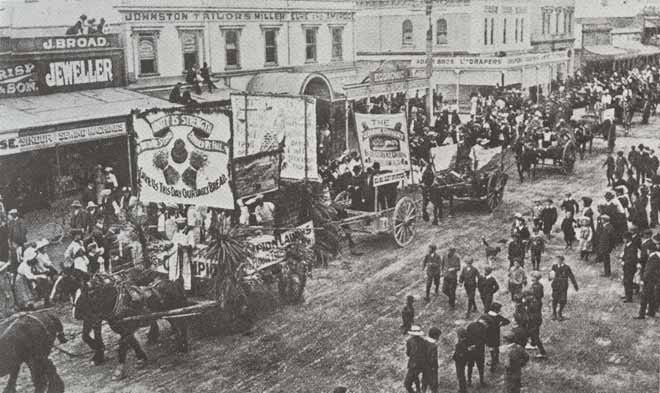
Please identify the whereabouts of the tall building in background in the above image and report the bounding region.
[355,0,573,109]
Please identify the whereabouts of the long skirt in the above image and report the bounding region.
[169,247,192,291]
[13,274,35,310]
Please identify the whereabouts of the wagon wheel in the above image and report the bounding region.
[486,173,506,212]
[562,142,577,174]
[392,196,417,247]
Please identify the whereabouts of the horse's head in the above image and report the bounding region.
[39,311,68,344]
[50,268,90,304]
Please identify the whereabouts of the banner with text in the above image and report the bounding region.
[231,94,319,180]
[354,112,411,173]
[133,109,234,209]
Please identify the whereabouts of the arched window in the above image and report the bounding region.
[138,36,157,75]
[436,18,447,44]
[402,19,413,46]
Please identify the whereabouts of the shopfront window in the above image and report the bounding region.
[225,30,240,69]
[138,34,158,75]
[264,29,278,65]
[515,18,519,42]
[331,27,343,61]
[402,19,413,46]
[521,18,524,42]
[436,18,447,44]
[181,31,199,72]
[556,10,560,34]
[567,11,573,33]
[484,18,488,45]
[490,18,494,45]
[305,28,317,62]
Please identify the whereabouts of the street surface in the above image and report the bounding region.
[8,118,660,393]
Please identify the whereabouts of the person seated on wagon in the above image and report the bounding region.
[34,239,57,279]
[348,165,366,210]
[64,229,89,273]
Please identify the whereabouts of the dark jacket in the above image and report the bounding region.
[70,210,90,232]
[477,275,499,298]
[643,252,660,284]
[423,253,442,276]
[8,218,27,246]
[539,206,558,233]
[595,222,616,255]
[459,266,480,288]
[622,242,638,272]
[479,313,510,348]
[406,336,428,370]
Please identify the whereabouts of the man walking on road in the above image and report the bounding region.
[404,325,427,393]
[421,327,441,393]
[550,255,579,321]
[621,232,638,303]
[459,258,480,316]
[423,245,442,301]
[442,248,461,309]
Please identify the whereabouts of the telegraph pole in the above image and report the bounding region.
[425,0,434,116]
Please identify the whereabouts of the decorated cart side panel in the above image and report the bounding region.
[353,112,411,174]
[131,107,234,209]
[231,93,319,181]
[149,221,316,279]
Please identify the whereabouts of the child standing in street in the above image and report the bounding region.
[529,227,545,271]
[561,211,576,250]
[577,216,593,261]
[508,259,527,301]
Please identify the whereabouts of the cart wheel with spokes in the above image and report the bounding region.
[392,197,417,247]
[486,172,507,212]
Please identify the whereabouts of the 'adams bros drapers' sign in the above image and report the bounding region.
[0,34,125,98]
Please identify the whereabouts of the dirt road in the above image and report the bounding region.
[8,121,660,393]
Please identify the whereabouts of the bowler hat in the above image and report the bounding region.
[71,200,82,208]
[408,325,424,336]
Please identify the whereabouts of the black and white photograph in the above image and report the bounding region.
[0,0,659,391]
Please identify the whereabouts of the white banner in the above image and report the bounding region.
[231,94,319,180]
[354,112,411,173]
[571,107,586,121]
[132,110,234,209]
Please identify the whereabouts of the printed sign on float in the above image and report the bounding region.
[180,221,315,278]
[133,109,234,209]
[231,94,319,180]
[354,112,411,173]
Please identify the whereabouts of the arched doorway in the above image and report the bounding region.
[302,74,334,101]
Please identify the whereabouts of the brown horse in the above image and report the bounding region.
[72,278,189,380]
[0,311,67,393]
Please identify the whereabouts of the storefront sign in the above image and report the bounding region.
[0,63,37,96]
[0,52,124,97]
[369,69,410,84]
[123,10,353,23]
[133,109,234,209]
[0,122,126,156]
[45,58,113,88]
[12,34,120,52]
[412,52,569,69]
[231,94,319,180]
[187,221,315,278]
[354,113,411,173]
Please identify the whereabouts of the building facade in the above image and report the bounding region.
[116,0,358,97]
[355,0,572,108]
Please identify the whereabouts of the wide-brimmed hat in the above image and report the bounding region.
[71,200,82,208]
[8,209,17,216]
[104,167,113,172]
[408,325,424,336]
[653,233,660,243]
[35,239,49,250]
[582,196,593,204]
[175,217,187,225]
[23,247,37,262]
[600,214,610,221]
[87,201,97,209]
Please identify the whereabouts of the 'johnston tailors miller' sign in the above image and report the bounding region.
[0,34,125,98]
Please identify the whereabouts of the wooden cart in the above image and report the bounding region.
[339,171,418,247]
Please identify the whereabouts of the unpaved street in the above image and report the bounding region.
[8,121,660,393]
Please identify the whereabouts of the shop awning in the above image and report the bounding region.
[0,87,171,135]
[584,45,629,57]
[620,41,660,56]
[645,17,660,28]
[246,72,336,101]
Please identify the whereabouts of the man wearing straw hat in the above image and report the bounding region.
[404,325,427,393]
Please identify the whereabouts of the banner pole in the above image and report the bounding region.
[126,117,135,191]
[304,98,309,181]
[244,93,249,156]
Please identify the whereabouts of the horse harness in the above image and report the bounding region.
[0,312,55,342]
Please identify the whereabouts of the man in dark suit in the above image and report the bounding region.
[459,258,480,317]
[596,214,616,277]
[422,327,441,393]
[479,302,510,373]
[442,248,461,309]
[636,238,659,319]
[621,231,638,303]
[477,266,499,312]
[404,325,427,393]
[550,255,579,321]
